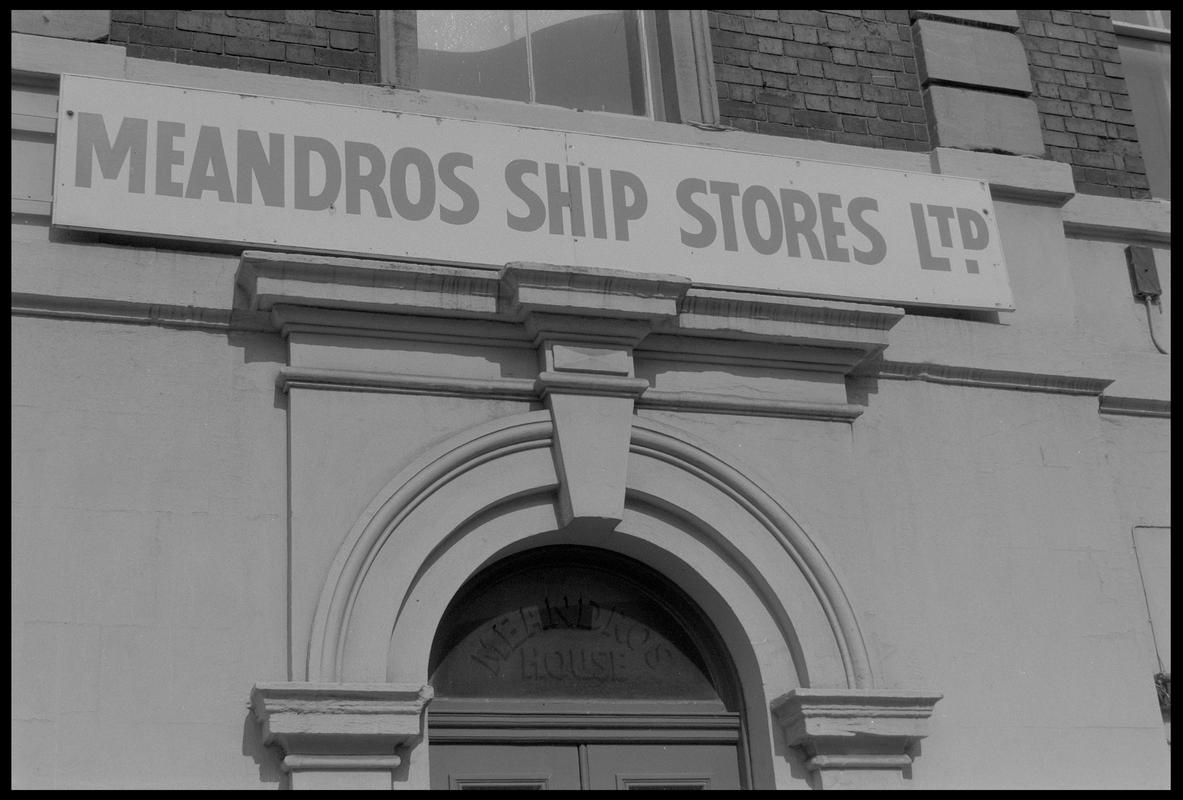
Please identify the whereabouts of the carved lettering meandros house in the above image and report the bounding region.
[430,562,723,701]
[468,595,676,682]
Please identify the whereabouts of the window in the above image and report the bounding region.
[378,10,719,125]
[1112,11,1171,199]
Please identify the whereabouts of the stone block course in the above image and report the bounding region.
[108,9,379,84]
[924,86,1044,156]
[913,19,1033,93]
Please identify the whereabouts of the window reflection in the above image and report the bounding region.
[417,10,530,102]
[1118,36,1171,198]
[530,10,646,115]
[1111,10,1171,199]
[416,10,650,116]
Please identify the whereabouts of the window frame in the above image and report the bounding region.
[1111,13,1170,199]
[376,9,719,126]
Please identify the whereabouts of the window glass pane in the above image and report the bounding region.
[1110,10,1171,30]
[529,10,647,115]
[417,10,530,103]
[1118,36,1171,198]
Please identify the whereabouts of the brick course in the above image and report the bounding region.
[107,9,378,84]
[709,9,929,151]
[1016,9,1150,198]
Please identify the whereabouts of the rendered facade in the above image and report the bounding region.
[11,10,1171,790]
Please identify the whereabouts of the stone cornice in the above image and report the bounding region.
[236,252,904,377]
[501,261,691,323]
[1061,195,1171,246]
[11,292,273,333]
[238,251,501,318]
[669,288,902,369]
[274,366,862,421]
[930,147,1075,206]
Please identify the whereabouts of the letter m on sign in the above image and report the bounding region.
[74,113,148,193]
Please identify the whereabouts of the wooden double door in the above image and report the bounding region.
[431,741,742,790]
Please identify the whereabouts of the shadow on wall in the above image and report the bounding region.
[846,371,882,408]
[242,711,285,788]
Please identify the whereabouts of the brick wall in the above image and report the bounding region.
[107,10,378,84]
[709,9,928,151]
[1016,10,1150,199]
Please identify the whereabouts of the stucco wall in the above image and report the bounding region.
[11,316,289,788]
[856,383,1167,789]
[634,381,1169,789]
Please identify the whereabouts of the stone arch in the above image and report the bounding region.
[307,410,873,696]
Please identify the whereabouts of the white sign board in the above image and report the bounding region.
[53,75,1014,310]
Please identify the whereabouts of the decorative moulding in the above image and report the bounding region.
[238,252,908,420]
[1061,195,1172,246]
[273,365,864,421]
[237,251,501,319]
[638,390,864,422]
[1098,395,1171,419]
[501,261,691,323]
[238,252,902,371]
[875,360,1114,396]
[276,366,538,400]
[536,371,650,399]
[668,288,903,369]
[11,292,272,333]
[771,689,942,786]
[930,147,1076,206]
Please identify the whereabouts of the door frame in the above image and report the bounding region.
[429,698,748,790]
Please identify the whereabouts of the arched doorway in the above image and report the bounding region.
[290,409,932,788]
[427,546,749,790]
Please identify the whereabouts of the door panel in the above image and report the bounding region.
[586,744,742,791]
[430,744,581,790]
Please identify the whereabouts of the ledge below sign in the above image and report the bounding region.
[52,74,1014,312]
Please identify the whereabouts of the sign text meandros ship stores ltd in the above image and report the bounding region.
[53,75,1014,311]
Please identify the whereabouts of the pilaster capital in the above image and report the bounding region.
[771,688,942,787]
[250,682,433,786]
